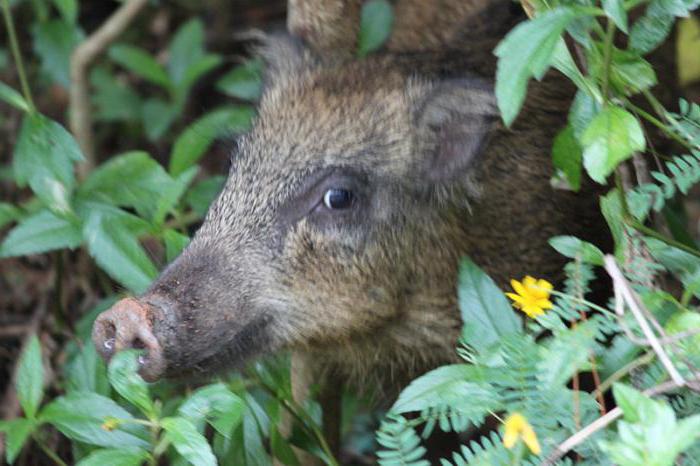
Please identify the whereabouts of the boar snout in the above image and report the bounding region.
[92,297,167,382]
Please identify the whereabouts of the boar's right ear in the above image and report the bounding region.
[412,78,499,184]
[250,32,318,85]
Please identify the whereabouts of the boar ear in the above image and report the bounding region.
[250,32,318,84]
[412,78,499,183]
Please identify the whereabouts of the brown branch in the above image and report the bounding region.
[69,0,149,178]
[542,374,700,465]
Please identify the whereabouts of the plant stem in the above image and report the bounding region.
[1,0,35,111]
[593,350,655,399]
[33,434,69,466]
[253,375,340,466]
[625,100,694,151]
[601,20,616,101]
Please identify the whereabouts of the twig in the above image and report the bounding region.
[605,255,686,386]
[542,375,700,465]
[1,0,35,111]
[69,0,149,177]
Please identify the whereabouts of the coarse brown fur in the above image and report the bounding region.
[92,0,608,461]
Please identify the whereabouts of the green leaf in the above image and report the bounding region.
[391,364,496,413]
[52,0,78,23]
[108,350,154,417]
[0,209,82,258]
[0,202,21,229]
[0,81,30,112]
[169,105,255,176]
[494,8,578,126]
[552,125,583,190]
[75,448,148,466]
[270,425,300,466]
[16,335,44,418]
[590,46,657,95]
[153,166,198,225]
[538,319,598,386]
[79,151,173,219]
[13,113,84,214]
[457,258,522,354]
[603,0,628,32]
[184,176,225,216]
[163,229,190,262]
[0,418,36,464]
[549,235,605,265]
[41,392,150,449]
[141,98,177,141]
[178,383,245,438]
[65,341,110,396]
[162,417,217,466]
[82,211,158,294]
[581,106,645,183]
[31,19,83,87]
[665,311,700,356]
[629,2,675,54]
[216,59,263,101]
[109,45,170,88]
[357,0,394,57]
[569,89,601,140]
[90,67,142,123]
[612,383,663,424]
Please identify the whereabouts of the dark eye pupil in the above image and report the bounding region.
[323,188,353,209]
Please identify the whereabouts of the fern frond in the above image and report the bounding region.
[376,414,430,466]
[439,431,511,466]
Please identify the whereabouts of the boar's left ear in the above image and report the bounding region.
[251,33,318,86]
[412,78,499,183]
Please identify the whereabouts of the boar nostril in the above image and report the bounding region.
[131,337,146,350]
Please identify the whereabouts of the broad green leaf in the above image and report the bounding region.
[31,19,83,87]
[270,425,300,466]
[162,417,217,466]
[357,0,394,57]
[65,341,110,396]
[108,350,154,417]
[176,55,222,103]
[0,418,36,464]
[216,59,263,101]
[603,0,628,32]
[178,383,245,438]
[167,19,221,101]
[0,202,21,229]
[79,151,173,219]
[0,209,81,257]
[142,98,177,141]
[457,258,522,353]
[153,166,198,225]
[185,176,225,216]
[82,211,158,294]
[13,113,84,214]
[629,3,675,54]
[163,229,190,262]
[569,89,601,140]
[109,45,170,88]
[590,46,657,95]
[75,448,148,466]
[391,365,496,414]
[169,106,255,176]
[16,335,44,418]
[0,81,30,112]
[494,8,578,126]
[581,106,645,183]
[612,383,665,424]
[600,189,625,261]
[549,235,605,265]
[41,392,150,448]
[552,125,583,190]
[52,0,78,23]
[678,17,700,86]
[90,67,142,122]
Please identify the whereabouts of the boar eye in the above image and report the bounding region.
[323,188,354,210]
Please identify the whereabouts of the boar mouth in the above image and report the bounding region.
[158,313,276,380]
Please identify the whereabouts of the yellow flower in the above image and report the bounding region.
[503,412,541,455]
[505,276,553,318]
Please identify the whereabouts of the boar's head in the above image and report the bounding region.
[92,38,500,382]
